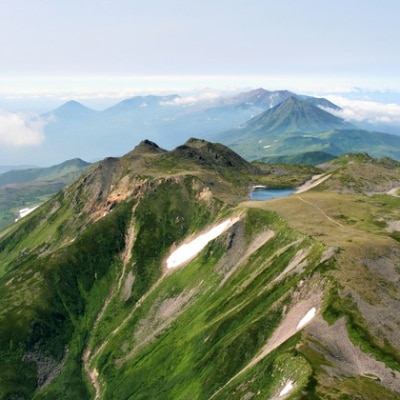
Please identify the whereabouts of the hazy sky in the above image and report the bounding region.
[0,0,399,100]
[0,0,400,166]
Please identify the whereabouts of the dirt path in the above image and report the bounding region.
[297,196,344,227]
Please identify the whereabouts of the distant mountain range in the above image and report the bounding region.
[212,96,400,161]
[1,87,399,167]
[46,88,314,151]
[0,88,351,166]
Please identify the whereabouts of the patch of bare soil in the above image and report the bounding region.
[218,223,275,287]
[272,246,312,284]
[121,271,135,301]
[296,174,332,194]
[320,246,338,264]
[307,316,400,393]
[387,220,400,232]
[349,284,400,353]
[387,187,400,197]
[88,368,101,400]
[117,213,137,292]
[209,280,324,399]
[244,285,324,372]
[119,287,199,363]
[23,350,65,389]
[340,246,400,353]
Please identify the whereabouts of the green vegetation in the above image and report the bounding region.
[257,150,336,166]
[89,207,324,400]
[0,158,90,230]
[0,201,132,399]
[1,141,400,399]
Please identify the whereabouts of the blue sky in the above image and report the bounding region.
[0,0,399,101]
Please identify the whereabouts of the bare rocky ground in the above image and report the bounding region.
[246,283,324,372]
[209,276,325,399]
[307,316,400,393]
[120,287,199,362]
[22,350,65,389]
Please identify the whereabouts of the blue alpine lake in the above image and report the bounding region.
[249,188,295,201]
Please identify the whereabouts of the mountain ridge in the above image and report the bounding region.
[103,94,182,114]
[1,140,400,399]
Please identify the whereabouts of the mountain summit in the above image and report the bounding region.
[225,88,295,108]
[244,96,351,134]
[47,100,97,119]
[214,97,400,161]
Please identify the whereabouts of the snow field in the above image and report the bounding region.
[279,380,294,397]
[166,217,239,269]
[296,307,316,330]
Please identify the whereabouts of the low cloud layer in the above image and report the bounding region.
[160,91,223,107]
[327,96,400,125]
[0,111,46,146]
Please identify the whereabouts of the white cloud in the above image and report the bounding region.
[160,91,224,107]
[0,110,46,146]
[326,95,400,125]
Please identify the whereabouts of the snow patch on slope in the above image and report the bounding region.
[15,205,39,222]
[296,307,317,329]
[166,217,240,269]
[296,174,331,194]
[279,380,294,397]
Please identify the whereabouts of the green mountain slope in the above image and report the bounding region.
[257,151,336,166]
[0,158,91,230]
[243,96,349,134]
[0,158,91,186]
[1,141,400,399]
[214,97,400,162]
